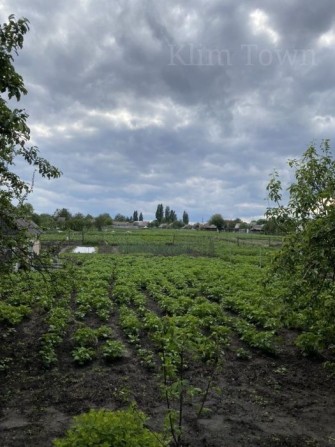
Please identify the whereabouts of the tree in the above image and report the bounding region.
[38,213,55,230]
[266,140,335,353]
[139,212,143,221]
[114,213,127,222]
[164,206,170,222]
[17,202,40,226]
[170,220,183,229]
[182,211,189,225]
[54,208,72,220]
[53,208,71,229]
[69,213,86,231]
[17,202,34,217]
[169,209,177,222]
[0,15,61,272]
[208,214,224,231]
[259,218,277,234]
[132,210,138,222]
[155,204,164,224]
[95,213,113,231]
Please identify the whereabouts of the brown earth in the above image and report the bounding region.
[0,314,335,447]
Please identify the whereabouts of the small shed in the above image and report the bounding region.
[133,221,150,228]
[200,224,218,231]
[0,218,42,270]
[250,224,264,233]
[16,219,42,255]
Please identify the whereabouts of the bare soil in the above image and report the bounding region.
[0,314,335,447]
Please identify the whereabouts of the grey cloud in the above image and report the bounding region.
[2,0,335,221]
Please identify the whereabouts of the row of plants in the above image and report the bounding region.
[0,272,52,324]
[71,324,126,365]
[74,258,115,321]
[1,247,330,446]
[93,255,267,444]
[109,255,281,355]
[39,269,77,367]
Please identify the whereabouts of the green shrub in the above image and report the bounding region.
[53,407,167,447]
[137,348,156,370]
[40,332,62,366]
[73,327,98,347]
[72,346,96,365]
[295,332,323,356]
[101,340,125,361]
[96,325,113,339]
[0,302,30,325]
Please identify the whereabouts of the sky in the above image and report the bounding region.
[2,0,335,222]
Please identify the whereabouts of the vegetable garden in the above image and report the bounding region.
[0,235,334,446]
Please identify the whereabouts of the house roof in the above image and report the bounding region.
[250,224,264,231]
[133,221,149,227]
[200,224,217,229]
[15,219,42,237]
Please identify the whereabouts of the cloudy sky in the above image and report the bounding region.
[2,1,335,222]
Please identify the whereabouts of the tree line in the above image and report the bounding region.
[154,204,189,227]
[26,203,274,233]
[22,204,192,231]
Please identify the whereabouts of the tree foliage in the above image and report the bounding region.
[167,209,177,223]
[155,203,164,224]
[266,140,335,353]
[208,213,224,231]
[95,213,113,231]
[114,213,129,222]
[164,205,170,222]
[0,15,61,272]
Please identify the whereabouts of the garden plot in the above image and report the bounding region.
[1,253,335,447]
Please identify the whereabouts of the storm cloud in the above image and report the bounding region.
[2,0,335,221]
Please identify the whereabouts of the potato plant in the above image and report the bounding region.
[101,340,125,361]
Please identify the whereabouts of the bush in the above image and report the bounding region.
[72,346,96,365]
[53,407,166,447]
[101,340,125,361]
[0,303,30,325]
[73,327,98,347]
[295,332,323,356]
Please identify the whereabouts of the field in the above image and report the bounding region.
[0,230,334,446]
[42,229,283,258]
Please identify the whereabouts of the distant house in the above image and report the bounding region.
[250,224,264,233]
[234,223,240,232]
[112,221,150,229]
[133,220,150,228]
[0,218,42,269]
[112,221,132,229]
[16,219,42,255]
[56,216,66,225]
[200,224,218,231]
